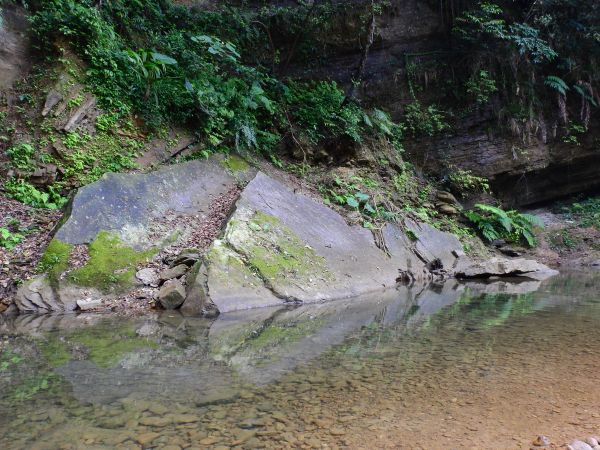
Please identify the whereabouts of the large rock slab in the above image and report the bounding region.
[56,156,254,248]
[456,257,558,280]
[15,156,255,313]
[189,172,469,313]
[14,158,557,314]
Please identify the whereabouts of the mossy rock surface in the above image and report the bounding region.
[220,154,251,174]
[69,231,156,293]
[38,239,73,287]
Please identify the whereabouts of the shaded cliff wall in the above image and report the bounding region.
[269,0,600,206]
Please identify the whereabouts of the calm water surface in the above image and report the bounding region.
[0,272,599,449]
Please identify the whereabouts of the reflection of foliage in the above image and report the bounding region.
[11,374,62,402]
[0,350,23,372]
[443,290,536,329]
[38,323,158,368]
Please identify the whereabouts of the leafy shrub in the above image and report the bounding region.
[320,175,396,227]
[28,0,404,157]
[465,70,498,105]
[403,101,449,137]
[284,81,363,144]
[448,168,490,193]
[4,179,67,209]
[0,227,23,250]
[564,197,600,230]
[464,204,544,247]
[7,143,36,171]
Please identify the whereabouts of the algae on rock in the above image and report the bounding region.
[38,239,73,286]
[68,231,156,293]
[221,154,251,174]
[226,210,333,288]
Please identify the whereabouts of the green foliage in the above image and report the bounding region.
[544,75,569,96]
[4,179,67,209]
[95,112,120,132]
[450,0,599,136]
[125,48,177,102]
[448,168,490,193]
[6,143,35,170]
[66,93,84,109]
[454,3,556,63]
[562,122,586,146]
[464,204,544,247]
[27,0,404,157]
[507,22,557,63]
[564,197,600,230]
[0,227,23,250]
[285,81,363,144]
[403,100,449,137]
[320,175,396,226]
[465,70,498,105]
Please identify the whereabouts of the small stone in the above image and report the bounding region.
[136,432,159,446]
[159,264,189,282]
[170,414,200,424]
[136,268,159,286]
[436,204,459,216]
[139,416,171,427]
[212,410,227,420]
[76,298,103,311]
[199,436,221,445]
[232,429,256,445]
[172,250,201,267]
[158,280,186,310]
[585,438,599,447]
[532,435,551,447]
[148,404,168,415]
[436,191,459,204]
[568,441,594,450]
[330,428,345,436]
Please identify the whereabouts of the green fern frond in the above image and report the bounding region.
[544,75,569,96]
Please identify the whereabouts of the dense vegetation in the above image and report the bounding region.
[24,0,402,156]
[414,0,599,143]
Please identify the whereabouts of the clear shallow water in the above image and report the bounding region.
[1,272,599,450]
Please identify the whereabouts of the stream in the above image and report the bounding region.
[0,272,599,449]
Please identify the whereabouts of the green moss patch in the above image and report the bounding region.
[221,154,250,173]
[38,239,73,285]
[238,211,331,284]
[69,231,156,292]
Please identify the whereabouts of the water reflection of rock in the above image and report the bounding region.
[0,274,587,407]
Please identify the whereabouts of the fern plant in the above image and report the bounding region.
[464,204,544,247]
[544,76,569,96]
